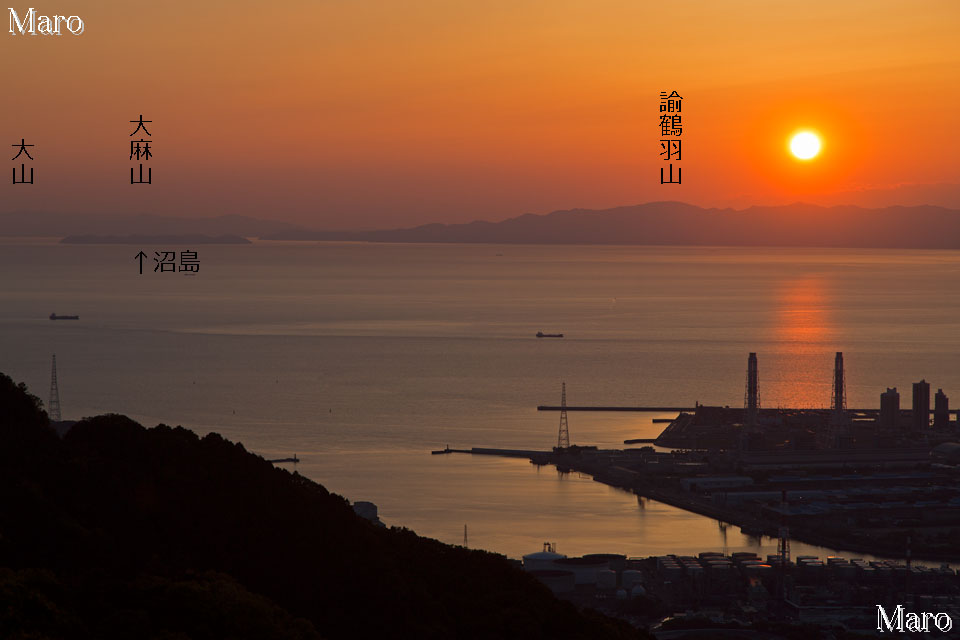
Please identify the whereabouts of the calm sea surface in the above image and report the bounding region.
[3,240,960,562]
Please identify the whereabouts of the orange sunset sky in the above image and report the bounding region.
[2,0,959,229]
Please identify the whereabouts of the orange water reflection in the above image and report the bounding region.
[774,275,835,351]
[769,276,838,408]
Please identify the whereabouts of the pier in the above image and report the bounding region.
[537,405,695,412]
[435,447,548,458]
[537,405,959,414]
[267,455,300,464]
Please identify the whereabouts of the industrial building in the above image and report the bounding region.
[913,379,931,430]
[935,388,950,429]
[880,387,900,433]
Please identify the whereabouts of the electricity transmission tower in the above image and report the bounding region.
[557,382,570,449]
[48,354,61,422]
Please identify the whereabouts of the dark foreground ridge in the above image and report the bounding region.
[0,373,645,640]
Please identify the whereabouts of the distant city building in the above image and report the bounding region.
[913,379,930,430]
[880,388,900,432]
[934,388,950,429]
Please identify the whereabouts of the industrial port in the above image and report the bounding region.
[452,352,960,560]
[441,352,960,634]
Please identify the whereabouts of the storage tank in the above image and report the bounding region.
[529,569,576,594]
[615,588,628,600]
[661,564,682,581]
[583,553,626,563]
[685,565,704,579]
[523,549,567,572]
[596,569,617,590]
[584,553,627,572]
[630,584,646,598]
[801,561,825,580]
[708,562,732,587]
[554,557,608,585]
[622,570,643,589]
[836,564,857,581]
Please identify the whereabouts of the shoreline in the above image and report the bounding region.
[454,447,960,565]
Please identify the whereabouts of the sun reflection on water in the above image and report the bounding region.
[768,275,839,408]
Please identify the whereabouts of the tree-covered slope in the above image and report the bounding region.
[0,373,645,640]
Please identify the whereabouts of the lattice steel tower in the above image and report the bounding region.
[48,354,61,422]
[557,382,570,449]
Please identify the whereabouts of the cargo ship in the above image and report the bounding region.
[536,331,563,338]
[49,313,79,320]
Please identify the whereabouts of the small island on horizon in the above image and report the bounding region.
[60,233,251,245]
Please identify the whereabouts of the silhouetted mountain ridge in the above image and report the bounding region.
[265,202,960,249]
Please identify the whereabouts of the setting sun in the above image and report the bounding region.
[790,132,821,160]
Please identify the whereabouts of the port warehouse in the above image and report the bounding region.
[521,547,960,628]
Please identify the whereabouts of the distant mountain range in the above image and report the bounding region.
[0,212,303,238]
[264,202,960,249]
[6,203,960,249]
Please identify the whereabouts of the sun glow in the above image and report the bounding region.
[789,131,821,160]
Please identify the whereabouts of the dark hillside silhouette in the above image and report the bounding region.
[0,373,645,640]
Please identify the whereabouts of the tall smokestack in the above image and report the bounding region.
[744,352,759,427]
[832,352,846,413]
